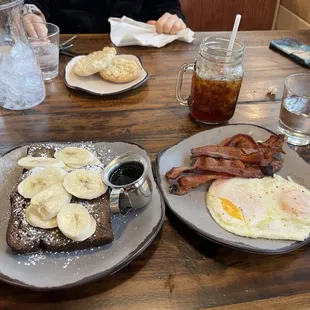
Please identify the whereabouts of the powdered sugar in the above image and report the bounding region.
[0,140,160,289]
[17,249,84,268]
[8,142,112,254]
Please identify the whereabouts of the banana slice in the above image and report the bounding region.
[82,216,96,241]
[63,165,73,171]
[54,147,95,169]
[66,157,101,169]
[25,204,58,229]
[90,157,101,165]
[57,203,96,241]
[31,183,72,220]
[63,169,107,200]
[18,157,65,170]
[18,168,67,199]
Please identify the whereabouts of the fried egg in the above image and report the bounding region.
[206,175,310,241]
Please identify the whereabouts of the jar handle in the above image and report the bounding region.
[175,62,195,106]
[110,188,132,215]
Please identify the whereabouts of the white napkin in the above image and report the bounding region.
[108,16,195,48]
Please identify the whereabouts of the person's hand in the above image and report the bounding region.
[147,13,186,35]
[23,13,48,38]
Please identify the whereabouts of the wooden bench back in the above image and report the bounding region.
[180,0,278,31]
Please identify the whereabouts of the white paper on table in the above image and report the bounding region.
[108,16,195,48]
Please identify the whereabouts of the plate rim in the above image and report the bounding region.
[0,140,165,291]
[64,55,150,96]
[155,123,310,255]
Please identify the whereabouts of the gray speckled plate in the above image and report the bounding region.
[0,141,164,290]
[156,124,310,254]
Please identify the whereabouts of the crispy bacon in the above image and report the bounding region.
[266,157,282,174]
[260,135,278,147]
[191,146,265,164]
[219,134,258,149]
[259,134,285,154]
[166,156,265,180]
[191,135,285,165]
[169,173,232,195]
[166,133,285,195]
[270,157,282,171]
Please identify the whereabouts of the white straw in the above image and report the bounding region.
[226,14,242,59]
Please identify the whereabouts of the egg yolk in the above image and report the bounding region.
[220,198,243,221]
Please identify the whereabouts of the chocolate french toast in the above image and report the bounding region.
[6,144,114,254]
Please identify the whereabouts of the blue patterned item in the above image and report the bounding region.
[270,38,310,68]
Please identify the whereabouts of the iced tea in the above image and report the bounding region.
[189,72,242,124]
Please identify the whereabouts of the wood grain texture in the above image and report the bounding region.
[180,0,278,31]
[0,30,310,309]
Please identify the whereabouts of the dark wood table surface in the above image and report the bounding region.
[1,30,310,310]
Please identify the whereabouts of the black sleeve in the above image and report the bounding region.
[144,0,185,23]
[24,0,50,19]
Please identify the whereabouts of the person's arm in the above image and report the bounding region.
[23,1,50,38]
[145,0,186,35]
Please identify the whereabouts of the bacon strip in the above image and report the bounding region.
[259,134,285,154]
[263,157,282,175]
[219,134,258,148]
[166,156,265,180]
[261,135,278,147]
[169,173,232,195]
[191,146,265,164]
[191,135,285,165]
[168,158,282,195]
[269,157,282,171]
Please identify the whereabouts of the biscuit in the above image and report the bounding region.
[99,58,142,83]
[74,47,116,77]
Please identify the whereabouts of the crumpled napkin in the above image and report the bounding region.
[108,16,195,48]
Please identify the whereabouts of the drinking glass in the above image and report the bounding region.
[176,36,244,124]
[278,73,310,146]
[27,22,59,80]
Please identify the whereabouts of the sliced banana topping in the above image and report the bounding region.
[90,157,101,165]
[54,147,95,169]
[79,216,96,242]
[57,203,96,241]
[25,204,58,229]
[18,157,65,170]
[65,156,101,169]
[17,168,67,199]
[30,183,72,220]
[63,169,107,200]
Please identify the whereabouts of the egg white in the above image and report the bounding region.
[206,175,310,241]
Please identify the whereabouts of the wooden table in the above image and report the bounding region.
[1,30,310,309]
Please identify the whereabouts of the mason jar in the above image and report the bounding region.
[176,36,245,124]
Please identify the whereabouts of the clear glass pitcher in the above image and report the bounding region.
[0,0,46,110]
[176,36,244,124]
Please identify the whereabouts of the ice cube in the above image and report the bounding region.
[284,96,309,114]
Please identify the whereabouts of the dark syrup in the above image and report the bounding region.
[110,161,144,186]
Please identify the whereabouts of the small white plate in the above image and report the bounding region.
[156,124,310,254]
[64,55,149,96]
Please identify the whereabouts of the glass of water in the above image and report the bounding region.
[27,22,59,81]
[278,73,310,146]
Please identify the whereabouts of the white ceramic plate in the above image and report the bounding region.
[64,55,149,95]
[0,141,164,290]
[156,124,310,254]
